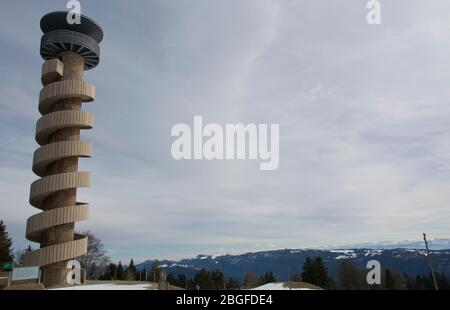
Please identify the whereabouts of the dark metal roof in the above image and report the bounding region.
[40,30,101,70]
[40,11,103,43]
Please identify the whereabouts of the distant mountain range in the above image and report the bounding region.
[136,239,450,281]
[324,238,450,250]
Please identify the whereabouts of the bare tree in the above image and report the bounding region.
[337,260,365,290]
[244,272,262,289]
[78,231,109,279]
[14,245,33,267]
[14,248,25,267]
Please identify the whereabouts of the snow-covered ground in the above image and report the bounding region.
[52,283,155,290]
[252,283,312,290]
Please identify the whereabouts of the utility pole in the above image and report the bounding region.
[221,257,226,290]
[423,233,439,290]
[184,269,188,290]
[284,249,292,290]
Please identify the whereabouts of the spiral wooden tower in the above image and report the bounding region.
[23,11,103,287]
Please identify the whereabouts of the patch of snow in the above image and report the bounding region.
[330,250,355,254]
[405,249,427,255]
[332,249,357,259]
[326,238,450,250]
[168,263,189,268]
[290,250,304,254]
[364,249,383,257]
[52,283,154,290]
[252,283,313,290]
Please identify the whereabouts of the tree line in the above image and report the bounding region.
[1,220,449,290]
[336,259,450,290]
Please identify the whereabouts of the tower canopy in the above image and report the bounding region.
[39,11,103,70]
[40,11,104,43]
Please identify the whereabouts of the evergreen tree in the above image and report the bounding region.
[211,270,225,289]
[301,256,334,289]
[266,271,276,283]
[22,245,33,266]
[165,273,186,289]
[301,257,314,283]
[167,273,177,286]
[195,269,215,289]
[226,277,242,290]
[404,272,449,291]
[0,220,14,268]
[261,271,276,284]
[437,273,449,290]
[116,261,125,280]
[177,273,187,289]
[384,269,395,290]
[313,257,335,289]
[102,263,117,280]
[126,258,137,280]
[267,271,276,283]
[415,275,425,290]
[25,245,33,255]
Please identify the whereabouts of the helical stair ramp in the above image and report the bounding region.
[23,11,103,287]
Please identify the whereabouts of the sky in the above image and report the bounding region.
[1,0,450,262]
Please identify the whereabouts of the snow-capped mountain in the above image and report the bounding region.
[326,238,450,250]
[136,239,450,280]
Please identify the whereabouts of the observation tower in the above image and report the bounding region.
[23,11,103,287]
